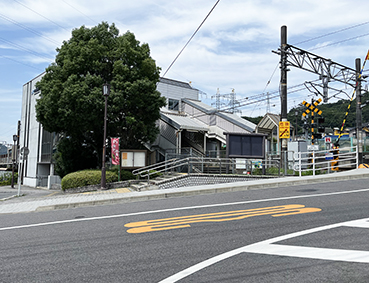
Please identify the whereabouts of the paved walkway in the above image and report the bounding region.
[1,169,369,214]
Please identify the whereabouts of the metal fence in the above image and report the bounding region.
[293,146,357,177]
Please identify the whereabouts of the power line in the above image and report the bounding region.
[0,37,54,61]
[12,0,68,31]
[0,12,60,46]
[162,0,221,78]
[60,0,97,25]
[293,20,369,46]
[308,32,369,52]
[0,54,44,71]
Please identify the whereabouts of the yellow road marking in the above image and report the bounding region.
[115,188,131,193]
[125,204,321,234]
[44,192,60,197]
[82,188,131,195]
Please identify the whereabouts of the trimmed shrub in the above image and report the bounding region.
[108,166,135,181]
[119,170,135,181]
[0,172,18,186]
[61,169,118,191]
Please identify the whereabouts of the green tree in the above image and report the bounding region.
[36,22,166,177]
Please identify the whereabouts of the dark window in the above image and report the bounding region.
[168,99,179,111]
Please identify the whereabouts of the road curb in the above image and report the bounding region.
[35,169,369,212]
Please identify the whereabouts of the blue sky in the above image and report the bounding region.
[1,0,369,144]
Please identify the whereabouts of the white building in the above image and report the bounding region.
[20,75,256,188]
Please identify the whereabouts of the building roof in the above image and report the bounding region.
[256,113,280,133]
[182,98,256,132]
[160,112,209,132]
[159,77,194,89]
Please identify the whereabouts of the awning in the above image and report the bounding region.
[160,112,209,132]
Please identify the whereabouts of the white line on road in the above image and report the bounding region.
[158,218,369,283]
[1,188,369,232]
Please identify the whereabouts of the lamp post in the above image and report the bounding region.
[101,83,110,190]
[11,134,18,188]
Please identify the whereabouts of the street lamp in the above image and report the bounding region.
[11,134,18,188]
[101,83,110,190]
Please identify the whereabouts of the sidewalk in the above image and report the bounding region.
[1,169,369,214]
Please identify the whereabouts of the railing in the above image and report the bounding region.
[0,153,11,165]
[133,156,282,183]
[294,146,358,177]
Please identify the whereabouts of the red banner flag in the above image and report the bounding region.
[111,138,120,165]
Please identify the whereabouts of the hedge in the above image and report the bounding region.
[0,172,18,186]
[61,169,118,191]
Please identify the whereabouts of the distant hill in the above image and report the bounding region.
[242,91,369,134]
[287,91,369,134]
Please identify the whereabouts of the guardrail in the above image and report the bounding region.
[293,146,358,177]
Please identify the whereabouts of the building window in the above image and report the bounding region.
[168,99,179,111]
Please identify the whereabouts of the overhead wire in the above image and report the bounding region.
[162,0,221,78]
[293,20,369,46]
[0,13,60,46]
[60,0,97,25]
[12,0,69,31]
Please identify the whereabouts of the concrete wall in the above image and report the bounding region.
[20,73,52,188]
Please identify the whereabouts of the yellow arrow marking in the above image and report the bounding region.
[124,204,321,234]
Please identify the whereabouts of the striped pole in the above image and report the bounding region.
[335,50,369,146]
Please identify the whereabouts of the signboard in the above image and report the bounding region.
[279,121,290,139]
[324,137,332,143]
[225,133,266,159]
[121,150,146,168]
[325,152,334,160]
[307,145,319,151]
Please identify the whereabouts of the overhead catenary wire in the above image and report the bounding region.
[293,21,369,46]
[161,0,221,78]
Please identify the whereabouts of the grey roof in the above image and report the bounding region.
[182,99,256,132]
[257,113,280,131]
[159,77,193,89]
[161,112,209,132]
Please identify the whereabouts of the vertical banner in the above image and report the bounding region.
[111,138,120,165]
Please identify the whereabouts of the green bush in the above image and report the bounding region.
[61,169,118,190]
[139,170,162,179]
[0,172,18,186]
[119,170,135,181]
[108,166,135,181]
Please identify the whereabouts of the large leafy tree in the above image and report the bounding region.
[36,22,166,176]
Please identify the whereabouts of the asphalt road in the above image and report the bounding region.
[1,178,369,282]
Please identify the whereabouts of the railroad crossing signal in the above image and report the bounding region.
[302,98,322,117]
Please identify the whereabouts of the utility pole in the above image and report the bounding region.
[356,58,363,164]
[280,26,288,159]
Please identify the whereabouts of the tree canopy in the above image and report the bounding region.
[36,22,166,176]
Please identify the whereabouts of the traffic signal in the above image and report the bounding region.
[314,133,322,140]
[318,126,325,133]
[317,117,325,124]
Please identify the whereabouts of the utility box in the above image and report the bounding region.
[288,140,308,169]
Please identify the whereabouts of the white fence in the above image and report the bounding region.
[294,146,358,177]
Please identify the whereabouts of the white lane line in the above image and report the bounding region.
[158,218,369,283]
[245,244,369,263]
[1,188,369,232]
